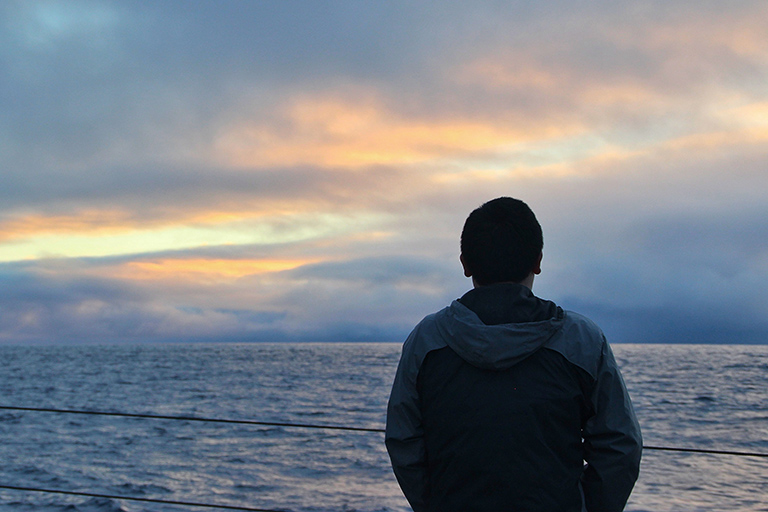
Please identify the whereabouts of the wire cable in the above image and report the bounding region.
[1,405,767,458]
[641,445,768,458]
[0,405,383,433]
[0,484,286,511]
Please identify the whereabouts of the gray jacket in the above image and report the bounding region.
[386,285,642,512]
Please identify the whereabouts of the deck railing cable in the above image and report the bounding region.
[0,405,382,432]
[1,405,766,458]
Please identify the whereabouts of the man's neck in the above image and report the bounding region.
[472,273,534,290]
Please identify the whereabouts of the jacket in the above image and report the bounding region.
[385,284,642,512]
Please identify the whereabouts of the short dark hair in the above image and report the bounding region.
[460,197,543,285]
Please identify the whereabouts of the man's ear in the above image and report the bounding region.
[460,254,472,278]
[533,251,543,275]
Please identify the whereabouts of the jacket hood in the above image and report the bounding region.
[435,284,564,370]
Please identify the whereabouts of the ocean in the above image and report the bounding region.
[0,342,766,512]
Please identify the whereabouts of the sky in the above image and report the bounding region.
[1,0,767,344]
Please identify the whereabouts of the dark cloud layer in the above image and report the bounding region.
[0,254,452,343]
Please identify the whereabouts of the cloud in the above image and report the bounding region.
[1,1,767,344]
[213,92,583,169]
[528,149,768,345]
[0,258,290,343]
[0,250,464,343]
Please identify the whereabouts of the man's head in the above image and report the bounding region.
[460,197,543,286]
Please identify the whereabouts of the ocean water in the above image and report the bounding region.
[0,342,765,512]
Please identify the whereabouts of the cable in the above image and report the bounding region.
[642,445,768,458]
[0,405,383,433]
[0,484,286,511]
[1,405,767,458]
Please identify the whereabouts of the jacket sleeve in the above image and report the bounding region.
[385,331,429,512]
[581,337,643,512]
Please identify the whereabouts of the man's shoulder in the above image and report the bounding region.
[544,309,607,379]
[408,306,449,338]
[561,310,604,337]
[406,300,472,342]
[400,306,453,361]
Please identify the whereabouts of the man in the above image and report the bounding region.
[385,197,642,512]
